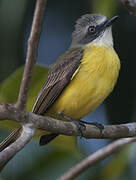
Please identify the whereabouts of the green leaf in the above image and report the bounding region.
[92,0,117,17]
[0,65,48,106]
[0,65,49,129]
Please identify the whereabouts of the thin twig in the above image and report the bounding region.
[58,137,136,180]
[0,0,48,170]
[16,0,48,110]
[0,124,35,171]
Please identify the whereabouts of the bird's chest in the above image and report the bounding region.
[48,46,120,119]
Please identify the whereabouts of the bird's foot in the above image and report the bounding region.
[58,112,86,136]
[58,112,104,137]
[79,120,104,135]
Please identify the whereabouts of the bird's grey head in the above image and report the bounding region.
[70,14,118,48]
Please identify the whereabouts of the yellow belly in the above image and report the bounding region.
[46,45,120,120]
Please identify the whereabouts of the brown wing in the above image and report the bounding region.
[0,48,84,151]
[32,47,84,115]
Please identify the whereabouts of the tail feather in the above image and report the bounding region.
[0,127,21,152]
[0,128,58,150]
[39,133,59,146]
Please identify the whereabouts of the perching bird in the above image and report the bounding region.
[0,14,120,150]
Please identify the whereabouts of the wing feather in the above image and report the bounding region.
[32,47,83,115]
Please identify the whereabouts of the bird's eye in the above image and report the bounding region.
[88,26,95,34]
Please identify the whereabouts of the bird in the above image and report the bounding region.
[0,13,120,150]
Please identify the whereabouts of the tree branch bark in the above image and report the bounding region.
[1,102,136,170]
[0,103,136,139]
[16,0,48,110]
[58,137,136,180]
[0,0,48,170]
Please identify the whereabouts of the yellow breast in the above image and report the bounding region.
[46,45,120,120]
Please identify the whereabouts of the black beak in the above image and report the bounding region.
[104,15,119,28]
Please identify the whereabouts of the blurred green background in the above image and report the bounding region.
[1,0,136,179]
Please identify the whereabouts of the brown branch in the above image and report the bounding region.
[0,103,136,170]
[0,103,136,139]
[58,137,136,180]
[115,0,136,15]
[16,0,48,110]
[0,0,48,170]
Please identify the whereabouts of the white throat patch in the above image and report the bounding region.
[87,27,113,47]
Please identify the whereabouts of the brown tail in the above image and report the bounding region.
[39,133,59,146]
[0,127,58,150]
[0,125,59,151]
[0,127,21,152]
